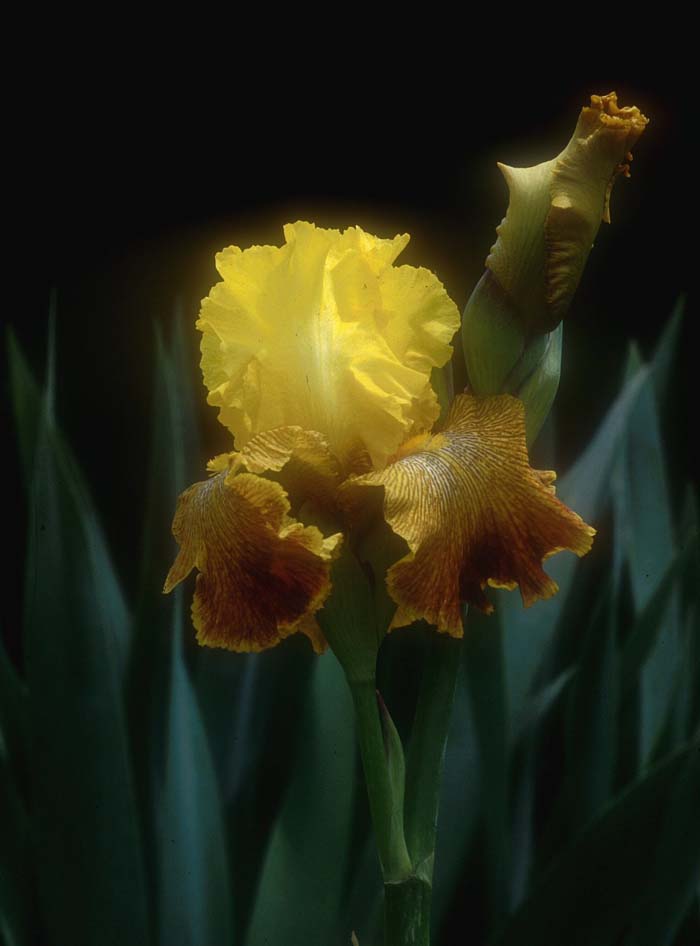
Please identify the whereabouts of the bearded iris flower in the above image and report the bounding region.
[162,93,648,946]
[164,221,594,650]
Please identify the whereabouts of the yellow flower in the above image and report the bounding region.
[164,222,594,652]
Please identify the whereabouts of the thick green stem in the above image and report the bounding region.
[350,680,413,884]
[349,636,462,945]
[372,633,460,946]
[384,876,432,946]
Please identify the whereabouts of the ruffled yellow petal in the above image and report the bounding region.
[486,91,648,333]
[164,470,342,653]
[237,426,337,474]
[342,394,595,636]
[198,221,461,469]
[208,425,342,508]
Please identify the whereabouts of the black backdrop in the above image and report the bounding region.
[5,75,694,654]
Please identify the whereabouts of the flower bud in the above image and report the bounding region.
[462,92,648,432]
[488,91,648,334]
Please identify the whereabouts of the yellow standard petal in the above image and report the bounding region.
[486,91,648,333]
[198,221,461,469]
[342,394,595,636]
[164,470,342,653]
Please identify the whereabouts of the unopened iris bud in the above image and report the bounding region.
[462,92,648,436]
[488,91,648,334]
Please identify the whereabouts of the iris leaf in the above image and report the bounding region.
[512,666,576,748]
[134,312,240,945]
[156,593,234,946]
[13,342,149,945]
[614,345,681,765]
[245,651,356,946]
[493,741,699,946]
[564,580,618,829]
[128,315,203,924]
[623,743,700,946]
[0,633,28,800]
[431,667,481,933]
[619,537,696,698]
[500,363,648,732]
[0,756,31,946]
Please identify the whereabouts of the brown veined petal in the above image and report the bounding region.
[164,470,342,653]
[342,393,595,636]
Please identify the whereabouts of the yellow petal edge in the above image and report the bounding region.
[344,394,595,636]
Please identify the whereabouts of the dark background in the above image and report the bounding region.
[5,76,693,651]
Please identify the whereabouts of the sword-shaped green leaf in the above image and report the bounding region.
[13,343,149,945]
[245,652,356,946]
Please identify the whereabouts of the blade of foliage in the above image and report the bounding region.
[341,833,383,946]
[512,666,576,747]
[0,758,31,946]
[157,593,233,946]
[195,638,313,817]
[0,634,28,798]
[508,665,575,909]
[624,743,700,946]
[404,635,461,879]
[133,312,237,945]
[680,489,700,738]
[10,332,132,682]
[509,743,536,915]
[137,311,201,625]
[245,652,356,946]
[193,649,252,800]
[614,345,681,765]
[225,640,315,941]
[463,607,511,929]
[619,536,696,697]
[16,353,149,944]
[493,741,699,946]
[649,297,684,419]
[501,364,648,731]
[0,635,30,945]
[128,318,202,924]
[668,607,698,747]
[432,667,481,933]
[564,580,618,829]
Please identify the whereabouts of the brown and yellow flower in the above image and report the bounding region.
[164,220,594,652]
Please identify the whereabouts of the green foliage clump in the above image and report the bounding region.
[2,302,697,946]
